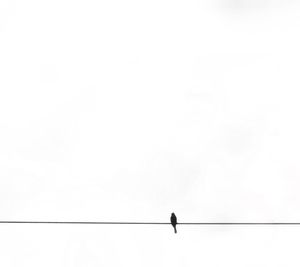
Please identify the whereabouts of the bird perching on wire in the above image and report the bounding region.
[170,213,177,234]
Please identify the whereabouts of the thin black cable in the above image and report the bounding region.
[0,221,168,225]
[1,221,300,225]
[179,223,300,225]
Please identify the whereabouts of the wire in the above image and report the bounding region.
[1,221,300,225]
[0,221,168,224]
[179,223,300,225]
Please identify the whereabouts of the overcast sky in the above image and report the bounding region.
[1,0,300,266]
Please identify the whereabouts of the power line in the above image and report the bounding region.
[0,221,169,225]
[1,221,300,225]
[179,223,300,225]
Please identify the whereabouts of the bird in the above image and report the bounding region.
[170,213,177,234]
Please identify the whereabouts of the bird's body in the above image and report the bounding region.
[170,213,177,234]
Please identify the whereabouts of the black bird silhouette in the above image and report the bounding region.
[170,213,177,234]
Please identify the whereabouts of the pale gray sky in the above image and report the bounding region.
[1,0,300,266]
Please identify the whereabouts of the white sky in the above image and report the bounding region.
[1,0,300,266]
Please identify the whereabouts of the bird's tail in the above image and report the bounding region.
[174,226,177,234]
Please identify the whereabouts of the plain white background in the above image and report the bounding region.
[1,0,300,266]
